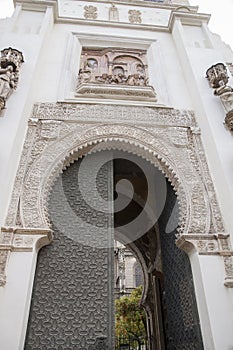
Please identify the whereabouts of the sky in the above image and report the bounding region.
[0,0,232,49]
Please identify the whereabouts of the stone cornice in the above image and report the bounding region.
[15,0,198,12]
[14,0,58,17]
[169,10,211,30]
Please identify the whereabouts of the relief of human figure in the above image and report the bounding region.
[78,68,92,84]
[0,64,18,110]
[0,65,17,98]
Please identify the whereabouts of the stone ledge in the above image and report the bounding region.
[75,83,157,102]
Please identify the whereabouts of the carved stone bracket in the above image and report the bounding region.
[0,47,24,111]
[176,233,233,287]
[206,63,233,131]
[0,227,52,287]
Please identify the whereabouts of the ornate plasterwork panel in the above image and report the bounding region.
[3,102,232,286]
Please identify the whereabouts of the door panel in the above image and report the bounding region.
[24,153,114,349]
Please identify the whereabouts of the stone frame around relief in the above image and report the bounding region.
[57,32,166,106]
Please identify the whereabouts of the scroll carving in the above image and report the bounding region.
[206,63,233,131]
[0,47,24,111]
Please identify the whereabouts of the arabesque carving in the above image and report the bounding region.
[0,47,24,111]
[206,63,233,131]
[4,102,230,286]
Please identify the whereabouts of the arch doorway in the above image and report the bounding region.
[24,149,204,350]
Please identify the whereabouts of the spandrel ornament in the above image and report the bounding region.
[0,47,24,111]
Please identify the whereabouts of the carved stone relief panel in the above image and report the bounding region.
[76,48,156,101]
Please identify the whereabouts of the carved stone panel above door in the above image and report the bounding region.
[76,47,157,102]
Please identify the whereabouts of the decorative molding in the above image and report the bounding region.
[176,233,233,287]
[31,103,195,126]
[0,227,52,287]
[206,63,233,131]
[76,83,157,102]
[4,102,226,285]
[0,48,24,111]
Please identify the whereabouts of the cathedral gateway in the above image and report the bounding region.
[0,0,233,349]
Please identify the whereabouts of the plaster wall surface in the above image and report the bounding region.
[0,5,54,224]
[171,19,233,235]
[0,251,38,350]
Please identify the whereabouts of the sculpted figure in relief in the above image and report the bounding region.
[0,64,18,109]
[77,48,149,88]
[0,47,24,111]
[206,62,233,131]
